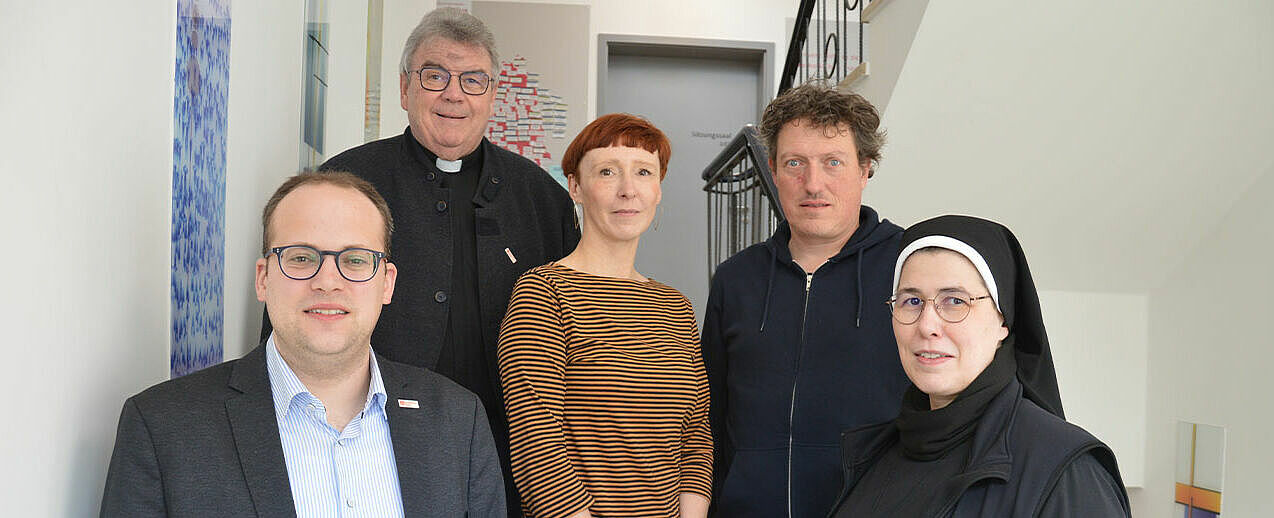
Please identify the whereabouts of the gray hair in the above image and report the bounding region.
[400,8,499,74]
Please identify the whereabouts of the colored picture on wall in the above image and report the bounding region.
[487,54,569,185]
[1175,421,1226,517]
[364,0,384,142]
[171,0,231,378]
[301,0,329,170]
[472,1,589,189]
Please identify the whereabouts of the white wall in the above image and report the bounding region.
[326,1,372,157]
[0,1,311,514]
[378,0,438,140]
[850,0,929,114]
[870,0,1273,513]
[222,1,307,360]
[868,0,1274,295]
[226,0,434,359]
[313,0,437,156]
[0,3,174,515]
[1134,163,1274,517]
[1039,290,1147,488]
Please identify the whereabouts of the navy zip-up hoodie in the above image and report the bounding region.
[703,205,910,517]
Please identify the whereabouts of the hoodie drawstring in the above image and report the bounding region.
[759,250,778,332]
[762,246,865,330]
[855,251,863,328]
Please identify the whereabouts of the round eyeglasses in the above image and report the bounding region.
[268,246,387,282]
[412,65,494,95]
[887,289,994,324]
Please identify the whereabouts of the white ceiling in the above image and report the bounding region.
[860,0,1274,293]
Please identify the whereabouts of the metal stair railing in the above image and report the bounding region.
[702,0,868,277]
[780,0,867,92]
[701,125,783,280]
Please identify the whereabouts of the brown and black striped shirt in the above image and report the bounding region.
[498,262,713,518]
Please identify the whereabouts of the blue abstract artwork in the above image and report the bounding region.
[171,0,231,378]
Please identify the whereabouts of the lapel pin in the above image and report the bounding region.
[504,247,517,264]
[397,399,419,409]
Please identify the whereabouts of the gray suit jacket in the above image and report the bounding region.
[100,345,506,517]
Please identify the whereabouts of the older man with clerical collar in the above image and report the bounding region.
[103,172,505,517]
[261,9,577,515]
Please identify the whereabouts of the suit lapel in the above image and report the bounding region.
[225,345,298,518]
[381,357,439,516]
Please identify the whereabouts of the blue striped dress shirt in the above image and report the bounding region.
[266,336,405,518]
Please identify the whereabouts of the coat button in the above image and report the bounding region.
[435,200,448,212]
[434,290,447,303]
[490,176,501,184]
[426,172,437,181]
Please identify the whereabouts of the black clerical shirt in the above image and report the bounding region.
[419,143,496,412]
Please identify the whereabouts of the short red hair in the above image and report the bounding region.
[562,113,671,180]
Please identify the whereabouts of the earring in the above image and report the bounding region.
[573,203,583,229]
[651,205,661,231]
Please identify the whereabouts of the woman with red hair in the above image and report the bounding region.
[498,113,711,518]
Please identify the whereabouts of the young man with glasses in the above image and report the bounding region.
[103,172,505,516]
[262,9,578,514]
[701,84,910,518]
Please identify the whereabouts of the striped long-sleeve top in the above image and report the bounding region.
[498,262,713,518]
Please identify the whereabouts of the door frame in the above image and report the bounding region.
[596,34,775,118]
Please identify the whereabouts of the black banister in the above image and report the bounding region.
[778,0,818,93]
[700,125,784,221]
[701,126,784,279]
[779,0,866,94]
[702,0,868,276]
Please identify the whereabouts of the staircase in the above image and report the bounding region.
[702,0,927,276]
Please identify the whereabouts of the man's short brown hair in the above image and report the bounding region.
[759,83,886,177]
[260,171,395,256]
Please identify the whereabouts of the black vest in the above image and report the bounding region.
[832,380,1128,517]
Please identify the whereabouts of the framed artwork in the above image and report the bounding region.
[472,1,589,188]
[364,0,384,142]
[301,0,329,170]
[171,0,231,377]
[1175,421,1226,517]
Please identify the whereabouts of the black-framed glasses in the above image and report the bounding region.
[267,246,387,282]
[887,289,994,324]
[412,65,494,95]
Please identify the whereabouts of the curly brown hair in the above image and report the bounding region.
[759,83,886,177]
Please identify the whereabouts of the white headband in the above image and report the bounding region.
[893,235,1001,313]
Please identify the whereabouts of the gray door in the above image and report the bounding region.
[602,43,768,316]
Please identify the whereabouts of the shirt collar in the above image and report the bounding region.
[404,126,486,175]
[265,334,389,421]
[365,350,389,419]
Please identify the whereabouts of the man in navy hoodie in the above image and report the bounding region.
[703,84,909,517]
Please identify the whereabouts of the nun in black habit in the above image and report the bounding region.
[827,215,1130,517]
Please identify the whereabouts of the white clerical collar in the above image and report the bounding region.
[436,157,462,173]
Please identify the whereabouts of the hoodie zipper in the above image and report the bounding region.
[786,271,814,518]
